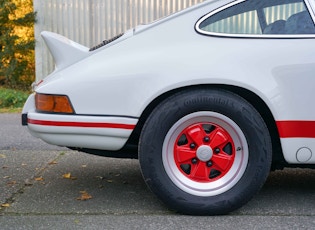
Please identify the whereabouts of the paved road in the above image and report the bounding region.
[1,113,315,229]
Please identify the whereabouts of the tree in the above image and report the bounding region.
[0,0,36,90]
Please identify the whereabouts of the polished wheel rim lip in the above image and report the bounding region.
[162,111,249,197]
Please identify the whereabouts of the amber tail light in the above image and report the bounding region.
[35,93,74,114]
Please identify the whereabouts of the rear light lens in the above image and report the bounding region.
[35,93,74,114]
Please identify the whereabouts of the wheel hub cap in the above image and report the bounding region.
[196,145,213,162]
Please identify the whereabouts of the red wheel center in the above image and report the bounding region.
[174,122,235,182]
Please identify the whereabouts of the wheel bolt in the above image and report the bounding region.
[207,161,213,167]
[191,158,198,164]
[190,143,196,149]
[214,148,220,154]
[204,136,210,143]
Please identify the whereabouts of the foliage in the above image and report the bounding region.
[0,87,29,109]
[0,0,36,90]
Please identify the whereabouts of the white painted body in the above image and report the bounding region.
[23,0,315,164]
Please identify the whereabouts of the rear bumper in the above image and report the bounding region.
[22,94,138,151]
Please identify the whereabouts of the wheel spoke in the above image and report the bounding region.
[185,124,207,146]
[190,162,209,181]
[212,153,233,171]
[175,146,196,163]
[210,129,229,148]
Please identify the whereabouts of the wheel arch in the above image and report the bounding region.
[128,84,285,169]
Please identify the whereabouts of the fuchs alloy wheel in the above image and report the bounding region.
[139,88,272,215]
[162,111,248,197]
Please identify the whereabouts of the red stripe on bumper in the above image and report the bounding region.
[28,118,135,130]
[276,121,315,138]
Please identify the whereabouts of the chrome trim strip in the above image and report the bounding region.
[305,0,315,22]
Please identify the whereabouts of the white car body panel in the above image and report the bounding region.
[23,0,315,164]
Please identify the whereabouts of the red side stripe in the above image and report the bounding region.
[276,121,315,138]
[28,118,135,130]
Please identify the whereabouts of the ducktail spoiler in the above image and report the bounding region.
[41,31,89,70]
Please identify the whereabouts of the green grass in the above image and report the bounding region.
[0,88,30,113]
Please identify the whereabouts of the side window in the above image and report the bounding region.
[199,1,262,34]
[197,0,315,36]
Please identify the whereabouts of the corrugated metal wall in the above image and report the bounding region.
[34,0,205,80]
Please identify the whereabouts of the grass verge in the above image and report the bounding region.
[0,87,30,113]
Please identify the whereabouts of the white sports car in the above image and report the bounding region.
[22,0,315,215]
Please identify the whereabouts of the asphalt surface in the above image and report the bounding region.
[1,113,315,229]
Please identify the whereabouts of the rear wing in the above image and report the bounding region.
[41,31,89,70]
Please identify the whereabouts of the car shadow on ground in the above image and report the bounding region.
[3,150,315,216]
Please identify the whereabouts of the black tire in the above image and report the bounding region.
[139,88,272,215]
